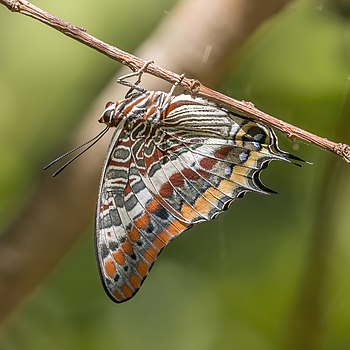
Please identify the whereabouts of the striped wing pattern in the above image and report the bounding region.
[96,92,292,302]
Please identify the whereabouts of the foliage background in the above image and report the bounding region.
[0,0,349,349]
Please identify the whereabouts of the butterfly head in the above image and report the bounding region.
[99,101,119,127]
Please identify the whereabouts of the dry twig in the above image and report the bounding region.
[1,0,350,162]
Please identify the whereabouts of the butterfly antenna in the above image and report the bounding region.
[44,126,109,176]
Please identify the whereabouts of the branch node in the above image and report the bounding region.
[335,143,350,163]
[10,0,21,12]
[242,100,255,109]
[189,79,201,94]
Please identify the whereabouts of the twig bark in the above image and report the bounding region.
[1,0,349,162]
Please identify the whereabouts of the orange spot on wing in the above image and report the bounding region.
[218,179,237,195]
[181,203,198,221]
[129,274,142,289]
[122,239,133,255]
[204,187,222,202]
[194,195,213,215]
[135,213,150,230]
[112,290,123,301]
[104,259,116,278]
[152,230,173,249]
[112,250,126,265]
[146,199,160,213]
[128,227,140,241]
[144,247,158,263]
[230,170,248,187]
[153,235,167,249]
[167,219,188,236]
[136,262,149,277]
[121,284,133,299]
[159,230,172,242]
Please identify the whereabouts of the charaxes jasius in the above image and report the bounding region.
[94,65,301,303]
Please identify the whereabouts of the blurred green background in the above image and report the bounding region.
[0,0,350,349]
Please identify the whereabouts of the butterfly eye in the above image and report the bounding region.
[102,109,114,124]
[105,101,114,108]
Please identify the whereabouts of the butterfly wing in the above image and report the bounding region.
[152,95,291,222]
[95,124,191,303]
[95,95,295,303]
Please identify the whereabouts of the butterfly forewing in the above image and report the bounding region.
[95,92,293,302]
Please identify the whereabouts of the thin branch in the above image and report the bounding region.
[1,0,349,162]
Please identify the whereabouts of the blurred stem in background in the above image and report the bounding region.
[287,3,350,345]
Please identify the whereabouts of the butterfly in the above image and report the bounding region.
[94,77,301,303]
[44,64,301,302]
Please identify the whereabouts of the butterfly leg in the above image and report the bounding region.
[117,60,154,97]
[169,73,185,96]
[159,73,185,117]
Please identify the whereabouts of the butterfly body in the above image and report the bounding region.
[96,91,292,302]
